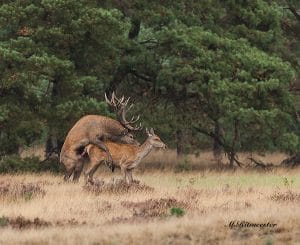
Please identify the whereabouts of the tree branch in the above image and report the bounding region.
[129,69,153,82]
[128,18,141,39]
[139,39,159,45]
[288,5,300,22]
[248,157,273,168]
[194,125,244,167]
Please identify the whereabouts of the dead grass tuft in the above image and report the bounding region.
[0,216,50,229]
[0,216,86,230]
[55,218,87,227]
[270,190,300,202]
[122,198,188,218]
[83,179,154,194]
[109,198,187,224]
[0,181,45,201]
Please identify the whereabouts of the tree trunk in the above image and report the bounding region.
[128,18,141,39]
[281,153,300,167]
[229,151,235,167]
[213,122,222,164]
[45,134,64,158]
[228,120,239,167]
[45,135,57,158]
[176,129,184,158]
[45,79,61,159]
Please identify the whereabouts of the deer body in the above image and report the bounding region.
[84,129,166,184]
[60,115,137,181]
[60,93,142,182]
[61,115,129,155]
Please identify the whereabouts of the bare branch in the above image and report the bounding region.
[288,5,300,22]
[248,157,273,169]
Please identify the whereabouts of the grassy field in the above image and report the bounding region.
[0,167,300,245]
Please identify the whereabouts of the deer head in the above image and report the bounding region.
[146,128,166,149]
[105,92,142,131]
[119,132,140,146]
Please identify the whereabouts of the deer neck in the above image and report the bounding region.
[134,140,153,164]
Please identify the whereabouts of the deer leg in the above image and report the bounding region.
[64,166,74,181]
[121,167,128,184]
[90,137,115,172]
[127,169,133,185]
[73,158,84,182]
[125,169,131,185]
[85,160,102,184]
[67,140,92,180]
[62,153,77,182]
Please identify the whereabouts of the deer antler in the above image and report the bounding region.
[105,92,142,131]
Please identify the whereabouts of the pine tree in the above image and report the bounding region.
[0,0,127,155]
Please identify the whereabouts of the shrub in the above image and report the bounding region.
[170,207,185,217]
[175,162,192,172]
[0,155,62,173]
[0,216,9,227]
[283,177,294,188]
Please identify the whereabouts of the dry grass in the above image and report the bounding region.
[0,180,46,202]
[141,149,287,170]
[19,144,287,170]
[19,144,46,160]
[0,168,299,244]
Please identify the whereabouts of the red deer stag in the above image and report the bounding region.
[60,92,142,181]
[84,128,166,185]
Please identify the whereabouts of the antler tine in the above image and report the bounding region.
[106,91,142,131]
[120,107,142,131]
[105,92,118,107]
[111,93,129,107]
[130,115,140,124]
[123,97,130,107]
[111,91,116,105]
[122,115,140,125]
[117,96,129,107]
[132,122,142,131]
[137,122,143,130]
[120,95,125,104]
[104,93,113,106]
[127,103,134,112]
[116,95,125,105]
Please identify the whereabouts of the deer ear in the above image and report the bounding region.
[150,128,155,135]
[145,128,151,136]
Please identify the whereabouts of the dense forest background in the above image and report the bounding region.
[0,0,300,168]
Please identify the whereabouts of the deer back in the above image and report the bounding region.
[86,141,139,165]
[61,115,125,156]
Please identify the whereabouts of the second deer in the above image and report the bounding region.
[84,128,166,185]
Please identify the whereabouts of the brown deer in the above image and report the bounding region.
[60,92,142,182]
[84,128,166,185]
